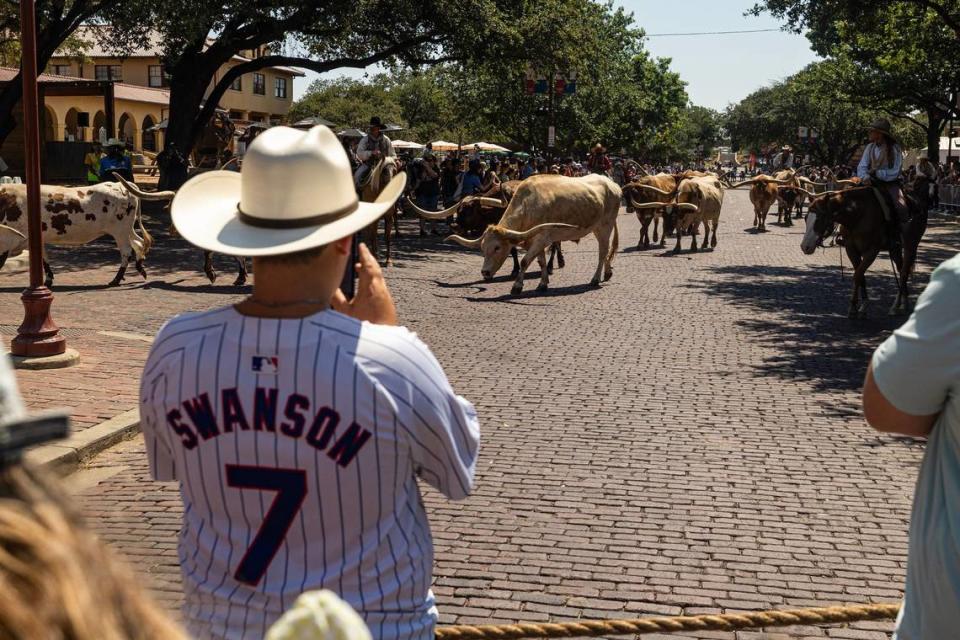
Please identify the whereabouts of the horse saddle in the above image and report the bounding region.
[871,186,894,224]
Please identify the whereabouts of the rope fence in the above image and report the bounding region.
[435,602,900,639]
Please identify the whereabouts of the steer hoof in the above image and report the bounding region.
[589,278,601,288]
[205,270,217,284]
[603,269,613,282]
[233,275,247,287]
[44,278,53,288]
[536,282,548,292]
[108,278,122,287]
[510,282,523,295]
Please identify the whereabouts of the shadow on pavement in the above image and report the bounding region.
[685,262,910,394]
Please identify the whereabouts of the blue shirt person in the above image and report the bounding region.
[99,139,133,182]
[864,253,960,639]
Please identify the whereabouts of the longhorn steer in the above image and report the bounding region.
[622,173,678,248]
[0,175,174,286]
[447,174,620,295]
[664,176,724,252]
[726,175,791,231]
[411,181,566,277]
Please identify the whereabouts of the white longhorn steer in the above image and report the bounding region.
[0,174,174,287]
[447,173,621,295]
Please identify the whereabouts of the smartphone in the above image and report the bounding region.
[339,233,358,299]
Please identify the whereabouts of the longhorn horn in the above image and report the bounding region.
[112,172,176,200]
[499,223,578,243]
[446,234,483,249]
[408,197,460,220]
[628,197,669,210]
[633,184,673,196]
[675,202,699,212]
[786,187,818,198]
[0,224,25,240]
[725,179,761,189]
[475,197,506,208]
[625,159,648,177]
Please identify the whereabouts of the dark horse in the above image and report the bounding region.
[799,176,932,318]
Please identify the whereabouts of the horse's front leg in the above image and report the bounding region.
[851,247,879,318]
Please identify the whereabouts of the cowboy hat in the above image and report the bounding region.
[867,118,897,142]
[171,126,405,257]
[369,116,383,128]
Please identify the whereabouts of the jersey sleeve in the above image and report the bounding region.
[140,339,178,482]
[362,328,480,500]
[872,258,960,416]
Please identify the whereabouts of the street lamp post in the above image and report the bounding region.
[10,0,71,364]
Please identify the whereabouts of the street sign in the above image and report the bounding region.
[548,126,556,147]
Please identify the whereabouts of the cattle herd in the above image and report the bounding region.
[0,164,934,318]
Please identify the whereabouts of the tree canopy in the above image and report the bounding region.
[753,0,960,157]
[291,1,705,160]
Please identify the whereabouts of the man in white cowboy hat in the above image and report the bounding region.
[771,144,794,171]
[857,117,909,231]
[144,125,480,640]
[353,116,395,188]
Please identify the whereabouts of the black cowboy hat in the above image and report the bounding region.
[369,116,383,128]
[867,118,897,142]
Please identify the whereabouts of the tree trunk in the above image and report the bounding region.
[926,109,944,164]
[158,58,220,190]
[0,78,25,147]
[0,25,64,148]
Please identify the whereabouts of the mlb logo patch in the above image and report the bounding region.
[252,355,279,374]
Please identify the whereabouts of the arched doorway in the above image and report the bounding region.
[64,108,80,141]
[117,112,136,146]
[141,115,157,152]
[42,105,57,141]
[92,110,107,143]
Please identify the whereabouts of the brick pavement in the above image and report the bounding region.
[13,191,960,638]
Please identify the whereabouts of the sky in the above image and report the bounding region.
[291,0,821,111]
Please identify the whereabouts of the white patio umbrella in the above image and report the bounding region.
[391,139,425,150]
[466,142,511,152]
[429,140,460,152]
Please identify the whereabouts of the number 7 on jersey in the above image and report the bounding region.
[225,465,308,586]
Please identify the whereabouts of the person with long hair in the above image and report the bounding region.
[0,353,187,640]
[857,118,909,232]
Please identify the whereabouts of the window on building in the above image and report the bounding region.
[148,65,169,88]
[94,65,122,81]
[51,64,71,76]
[274,77,287,99]
[230,75,242,91]
[253,73,265,95]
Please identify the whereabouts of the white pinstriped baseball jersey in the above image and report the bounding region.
[139,306,480,640]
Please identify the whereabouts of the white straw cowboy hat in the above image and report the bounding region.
[171,125,405,256]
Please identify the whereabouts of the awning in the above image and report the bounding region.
[338,128,365,138]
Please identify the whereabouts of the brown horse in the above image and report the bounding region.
[800,177,931,318]
[360,157,398,265]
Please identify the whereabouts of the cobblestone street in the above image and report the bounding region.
[6,190,959,638]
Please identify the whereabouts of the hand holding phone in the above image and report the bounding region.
[331,243,397,326]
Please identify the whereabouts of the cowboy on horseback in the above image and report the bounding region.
[354,116,396,189]
[857,118,909,237]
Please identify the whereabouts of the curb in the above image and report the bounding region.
[26,407,141,475]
